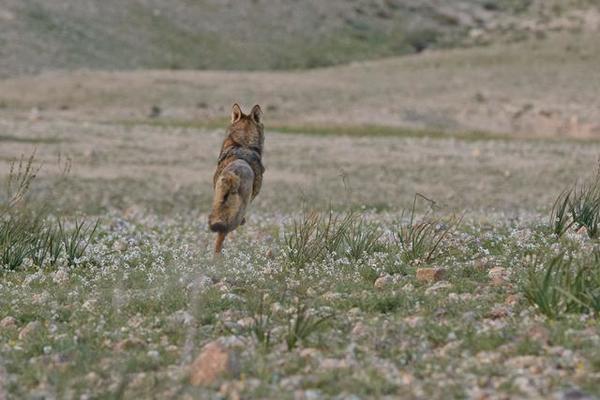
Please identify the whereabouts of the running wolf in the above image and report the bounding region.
[208,104,265,254]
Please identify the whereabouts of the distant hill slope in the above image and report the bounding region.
[0,0,598,77]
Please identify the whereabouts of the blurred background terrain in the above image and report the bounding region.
[1,0,599,75]
[0,0,599,138]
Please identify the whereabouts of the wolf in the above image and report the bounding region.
[208,103,265,254]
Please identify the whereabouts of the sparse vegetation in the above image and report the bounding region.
[395,195,460,264]
[550,163,600,238]
[0,152,98,270]
[524,253,600,318]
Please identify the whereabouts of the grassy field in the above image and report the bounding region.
[1,31,599,138]
[1,115,600,398]
[1,28,600,400]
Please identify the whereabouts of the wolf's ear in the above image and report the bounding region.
[250,104,263,124]
[231,103,243,123]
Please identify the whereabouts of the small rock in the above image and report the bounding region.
[113,337,146,352]
[85,372,100,386]
[322,291,342,301]
[112,240,128,252]
[187,275,213,291]
[554,388,595,400]
[320,358,351,370]
[425,281,452,295]
[299,348,320,359]
[0,316,17,330]
[82,299,97,311]
[148,105,161,118]
[505,294,520,306]
[350,322,368,339]
[18,321,41,340]
[217,335,246,350]
[236,317,254,328]
[416,268,446,283]
[487,305,510,319]
[488,267,508,286]
[527,324,551,344]
[404,316,423,328]
[51,268,69,284]
[189,341,240,386]
[220,380,243,400]
[168,310,195,327]
[374,274,393,290]
[296,389,323,400]
[347,307,361,316]
[462,311,476,323]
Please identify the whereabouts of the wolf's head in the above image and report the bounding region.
[227,103,264,153]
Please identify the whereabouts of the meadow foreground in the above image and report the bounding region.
[0,115,599,399]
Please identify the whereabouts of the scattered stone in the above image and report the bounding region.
[505,293,520,306]
[148,105,161,118]
[322,291,342,301]
[350,322,368,339]
[320,358,351,370]
[85,372,100,386]
[404,316,423,328]
[187,275,213,291]
[374,274,393,290]
[29,106,41,121]
[462,311,476,323]
[554,388,595,400]
[189,341,240,386]
[112,240,128,252]
[447,292,460,302]
[18,321,41,340]
[113,338,146,352]
[299,348,320,359]
[527,324,551,344]
[416,268,446,283]
[474,91,487,103]
[51,268,69,284]
[402,283,414,292]
[295,389,323,400]
[425,281,452,295]
[488,267,508,286]
[347,307,361,317]
[0,316,17,330]
[82,298,97,311]
[217,335,246,350]
[280,375,304,390]
[487,305,510,319]
[474,258,490,271]
[236,317,254,328]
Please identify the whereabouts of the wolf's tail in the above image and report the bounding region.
[208,171,241,233]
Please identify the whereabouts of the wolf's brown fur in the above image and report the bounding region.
[208,103,265,254]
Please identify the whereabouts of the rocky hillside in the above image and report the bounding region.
[0,0,598,77]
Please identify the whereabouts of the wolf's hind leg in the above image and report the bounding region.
[214,232,227,255]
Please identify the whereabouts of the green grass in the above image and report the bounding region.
[2,120,600,398]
